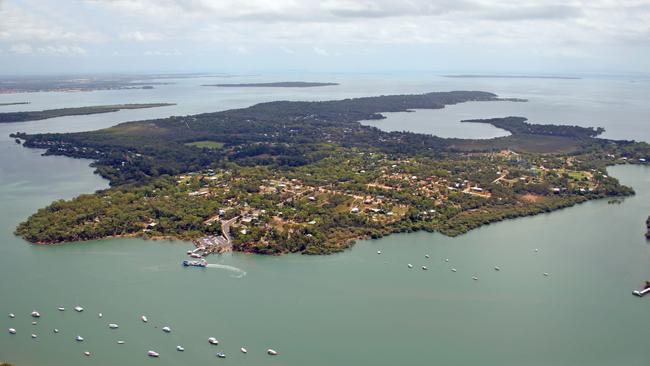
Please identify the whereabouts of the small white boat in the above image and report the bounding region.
[534,248,539,253]
[84,351,91,357]
[162,326,171,333]
[267,349,278,355]
[445,258,449,262]
[208,337,219,345]
[141,315,148,323]
[9,313,15,318]
[108,323,119,329]
[31,333,37,339]
[240,347,247,353]
[407,264,413,268]
[176,345,184,352]
[216,352,226,358]
[451,268,457,272]
[472,276,479,281]
[147,350,160,358]
[422,266,428,270]
[377,250,382,254]
[53,329,59,333]
[8,328,16,334]
[425,254,430,258]
[117,340,125,345]
[543,272,549,277]
[494,266,501,271]
[32,321,37,325]
[58,307,65,311]
[74,306,84,312]
[76,335,84,342]
[30,311,41,318]
[98,313,103,318]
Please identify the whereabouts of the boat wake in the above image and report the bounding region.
[206,264,247,278]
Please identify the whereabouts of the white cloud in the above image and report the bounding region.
[312,46,329,56]
[10,43,33,54]
[37,45,87,55]
[120,31,164,42]
[144,48,181,56]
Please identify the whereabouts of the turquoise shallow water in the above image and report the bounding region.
[1,75,650,366]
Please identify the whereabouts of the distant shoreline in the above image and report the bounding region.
[443,75,581,80]
[203,81,339,88]
[0,103,175,123]
[0,102,30,106]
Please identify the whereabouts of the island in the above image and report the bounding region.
[0,104,175,123]
[11,91,650,255]
[646,216,650,239]
[0,102,30,107]
[443,75,581,80]
[203,82,339,88]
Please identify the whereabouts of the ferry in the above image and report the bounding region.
[147,350,160,358]
[182,259,207,268]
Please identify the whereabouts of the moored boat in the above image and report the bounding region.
[8,313,15,318]
[8,328,16,334]
[31,333,37,339]
[74,306,84,312]
[162,326,171,333]
[84,351,91,357]
[30,311,40,318]
[141,315,148,323]
[58,307,65,311]
[208,337,219,345]
[216,352,226,358]
[76,335,84,342]
[147,350,160,357]
[108,323,119,329]
[176,345,184,352]
[117,340,125,344]
[240,347,247,353]
[267,349,278,355]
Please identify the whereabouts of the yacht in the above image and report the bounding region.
[162,326,171,333]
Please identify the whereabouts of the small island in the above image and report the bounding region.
[0,102,30,107]
[11,91,650,255]
[0,103,175,123]
[203,82,339,88]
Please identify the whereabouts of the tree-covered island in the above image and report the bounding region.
[10,91,650,255]
[0,103,175,123]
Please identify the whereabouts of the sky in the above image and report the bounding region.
[0,0,649,75]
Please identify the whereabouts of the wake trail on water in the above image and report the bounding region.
[206,263,247,278]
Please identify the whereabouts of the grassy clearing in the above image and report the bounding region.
[185,141,225,149]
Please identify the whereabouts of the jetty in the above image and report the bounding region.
[193,217,237,255]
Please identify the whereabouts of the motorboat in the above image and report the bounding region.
[216,352,226,358]
[208,337,219,345]
[98,313,103,318]
[162,326,171,333]
[147,350,160,358]
[75,335,84,342]
[117,340,125,345]
[74,306,84,312]
[108,323,119,329]
[31,334,37,339]
[176,346,184,352]
[8,313,15,318]
[53,329,59,333]
[377,250,382,255]
[30,311,41,318]
[421,266,428,270]
[472,276,479,281]
[84,351,91,357]
[267,349,278,355]
[543,272,549,277]
[141,315,148,323]
[58,307,65,311]
[189,253,203,259]
[182,260,207,268]
[425,254,430,258]
[32,321,37,325]
[407,264,413,268]
[8,328,16,334]
[240,347,247,353]
[451,268,457,272]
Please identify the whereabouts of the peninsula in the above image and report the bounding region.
[0,103,175,123]
[203,82,339,88]
[12,91,650,255]
[0,102,30,107]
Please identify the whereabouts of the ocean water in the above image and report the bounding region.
[1,74,650,366]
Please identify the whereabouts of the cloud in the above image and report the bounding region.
[144,48,181,56]
[312,46,329,56]
[37,45,87,55]
[119,31,164,42]
[10,43,33,54]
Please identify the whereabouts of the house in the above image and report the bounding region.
[350,207,360,214]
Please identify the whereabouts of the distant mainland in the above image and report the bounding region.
[444,75,581,80]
